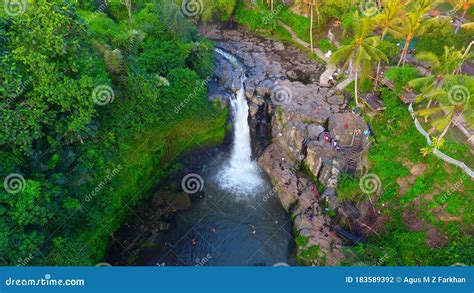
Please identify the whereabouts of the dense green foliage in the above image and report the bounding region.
[0,0,472,267]
[416,18,472,56]
[385,66,422,93]
[0,0,227,265]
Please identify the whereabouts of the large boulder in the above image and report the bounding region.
[248,95,265,106]
[249,103,259,117]
[319,157,345,188]
[328,113,367,146]
[164,192,192,211]
[256,79,274,97]
[259,143,344,265]
[307,124,325,141]
[258,144,299,211]
[274,121,308,161]
[305,141,337,178]
[244,80,256,98]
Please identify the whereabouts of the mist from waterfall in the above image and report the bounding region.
[215,48,263,195]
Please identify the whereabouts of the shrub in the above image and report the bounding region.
[384,66,421,93]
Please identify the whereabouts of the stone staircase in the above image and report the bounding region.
[337,134,365,175]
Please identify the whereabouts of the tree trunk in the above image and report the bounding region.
[397,37,411,67]
[375,31,387,87]
[455,6,467,34]
[425,78,442,110]
[354,69,360,107]
[454,41,473,74]
[310,4,314,53]
[439,109,465,141]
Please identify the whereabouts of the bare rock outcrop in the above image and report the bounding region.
[206,27,371,265]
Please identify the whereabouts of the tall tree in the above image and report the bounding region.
[373,0,406,83]
[408,46,467,109]
[414,75,473,141]
[393,0,436,66]
[0,0,109,155]
[449,0,474,33]
[330,13,388,106]
[293,0,323,53]
[266,0,274,11]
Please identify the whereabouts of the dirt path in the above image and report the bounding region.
[278,21,327,61]
[278,21,355,88]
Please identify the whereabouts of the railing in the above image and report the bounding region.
[408,104,474,178]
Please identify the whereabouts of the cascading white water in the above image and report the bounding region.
[215,48,263,195]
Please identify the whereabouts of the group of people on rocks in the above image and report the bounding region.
[322,132,341,151]
[321,113,372,150]
[301,193,338,239]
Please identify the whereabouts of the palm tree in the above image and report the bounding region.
[393,0,436,66]
[266,0,274,11]
[414,75,473,141]
[461,22,474,29]
[409,46,467,109]
[373,0,406,83]
[330,13,388,106]
[293,0,323,53]
[374,0,406,38]
[449,0,474,33]
[454,41,474,74]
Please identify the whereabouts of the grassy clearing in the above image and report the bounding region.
[338,88,474,265]
[234,1,325,64]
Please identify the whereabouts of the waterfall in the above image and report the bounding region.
[215,48,263,195]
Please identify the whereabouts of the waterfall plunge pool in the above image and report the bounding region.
[105,48,295,266]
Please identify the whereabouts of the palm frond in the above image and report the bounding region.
[415,51,440,68]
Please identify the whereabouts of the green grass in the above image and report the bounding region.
[234,0,326,64]
[279,6,312,43]
[337,88,474,266]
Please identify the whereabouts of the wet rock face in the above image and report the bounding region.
[205,27,371,265]
[258,143,344,265]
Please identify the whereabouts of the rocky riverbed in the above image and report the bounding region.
[205,27,374,265]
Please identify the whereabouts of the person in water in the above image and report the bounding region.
[250,224,256,235]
